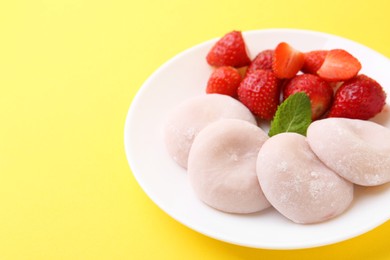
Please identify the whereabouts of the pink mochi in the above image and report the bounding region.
[257,133,353,224]
[188,119,270,214]
[164,94,256,169]
[307,118,390,186]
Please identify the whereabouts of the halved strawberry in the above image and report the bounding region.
[246,49,274,75]
[328,74,386,119]
[237,69,281,120]
[206,66,242,97]
[272,42,305,79]
[301,50,328,74]
[283,74,333,120]
[206,31,251,68]
[317,49,362,81]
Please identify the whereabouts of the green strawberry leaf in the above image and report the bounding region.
[268,92,312,137]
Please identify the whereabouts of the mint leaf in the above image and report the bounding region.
[268,92,312,137]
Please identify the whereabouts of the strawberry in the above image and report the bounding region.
[317,49,362,81]
[283,74,333,120]
[272,42,305,79]
[237,69,281,120]
[301,50,328,74]
[206,66,242,97]
[246,49,274,74]
[206,31,251,68]
[328,74,386,120]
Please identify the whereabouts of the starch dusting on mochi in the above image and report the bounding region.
[164,94,256,169]
[188,119,270,214]
[307,117,390,186]
[257,133,353,224]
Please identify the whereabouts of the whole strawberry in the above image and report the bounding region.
[237,69,281,120]
[328,74,386,119]
[246,49,274,75]
[301,50,328,74]
[206,66,242,97]
[283,74,333,120]
[206,31,251,68]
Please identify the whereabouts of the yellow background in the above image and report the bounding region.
[1,0,390,259]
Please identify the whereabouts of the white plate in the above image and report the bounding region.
[124,29,390,249]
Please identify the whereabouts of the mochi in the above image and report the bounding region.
[257,133,353,224]
[307,118,390,186]
[188,119,270,214]
[164,94,256,168]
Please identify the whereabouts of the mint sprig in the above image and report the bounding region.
[268,92,312,137]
